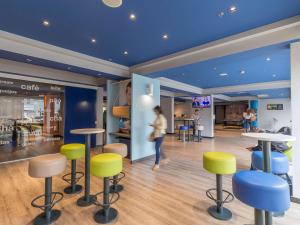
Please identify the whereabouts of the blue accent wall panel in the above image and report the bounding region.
[131,74,160,161]
[250,100,259,128]
[64,86,97,146]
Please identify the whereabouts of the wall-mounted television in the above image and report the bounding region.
[192,96,211,108]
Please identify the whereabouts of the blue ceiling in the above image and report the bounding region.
[0,50,122,80]
[148,42,293,88]
[225,88,291,99]
[0,0,299,66]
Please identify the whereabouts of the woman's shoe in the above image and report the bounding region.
[152,164,160,171]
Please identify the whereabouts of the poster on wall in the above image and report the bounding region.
[0,77,64,150]
[267,104,284,110]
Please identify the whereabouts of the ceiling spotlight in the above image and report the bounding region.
[240,70,246,75]
[123,51,128,55]
[43,20,50,27]
[129,13,136,21]
[98,73,102,76]
[257,94,269,98]
[102,0,122,8]
[218,12,225,18]
[213,67,217,70]
[162,34,169,40]
[219,73,228,76]
[272,74,277,77]
[67,67,71,70]
[26,58,32,62]
[91,38,96,43]
[266,57,271,61]
[229,6,237,13]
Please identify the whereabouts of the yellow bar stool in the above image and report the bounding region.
[60,143,85,194]
[91,153,122,224]
[103,143,128,193]
[203,152,236,221]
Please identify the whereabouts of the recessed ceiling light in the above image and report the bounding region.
[218,12,225,18]
[43,20,50,26]
[91,38,96,43]
[257,94,269,98]
[240,70,246,75]
[162,34,169,40]
[229,6,237,13]
[102,0,122,8]
[182,73,185,76]
[266,57,271,61]
[272,74,277,77]
[219,73,228,76]
[26,58,32,62]
[98,73,102,76]
[123,51,128,55]
[67,67,71,70]
[129,13,136,21]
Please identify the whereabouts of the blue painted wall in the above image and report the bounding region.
[131,74,160,161]
[250,100,259,128]
[64,86,97,146]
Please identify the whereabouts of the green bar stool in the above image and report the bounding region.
[203,152,236,220]
[91,153,122,224]
[60,143,85,194]
[103,143,128,193]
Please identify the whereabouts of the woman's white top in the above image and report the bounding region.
[191,113,201,126]
[243,113,253,120]
[153,114,167,138]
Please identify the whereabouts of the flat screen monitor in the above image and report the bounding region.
[192,96,211,108]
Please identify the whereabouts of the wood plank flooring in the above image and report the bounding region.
[0,130,300,225]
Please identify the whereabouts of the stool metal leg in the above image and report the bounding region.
[183,131,186,142]
[33,177,61,225]
[207,174,233,221]
[64,160,83,194]
[94,177,118,224]
[255,209,264,225]
[110,174,124,193]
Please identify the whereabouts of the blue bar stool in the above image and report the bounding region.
[179,126,189,142]
[251,151,292,196]
[232,170,290,225]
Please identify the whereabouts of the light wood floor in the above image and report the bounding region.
[1,130,300,225]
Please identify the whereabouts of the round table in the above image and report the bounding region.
[71,128,105,207]
[242,132,296,225]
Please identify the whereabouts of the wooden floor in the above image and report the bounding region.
[1,130,300,225]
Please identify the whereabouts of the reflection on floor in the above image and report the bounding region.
[0,140,62,163]
[0,130,299,225]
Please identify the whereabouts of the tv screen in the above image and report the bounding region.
[192,96,211,108]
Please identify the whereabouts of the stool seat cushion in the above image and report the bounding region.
[232,170,290,212]
[179,126,189,131]
[60,143,85,160]
[203,152,236,175]
[252,151,289,174]
[29,154,67,178]
[91,153,122,178]
[103,143,128,158]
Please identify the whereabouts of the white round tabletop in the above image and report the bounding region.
[71,128,105,135]
[242,132,296,142]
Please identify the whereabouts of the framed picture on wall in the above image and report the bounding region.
[267,104,284,110]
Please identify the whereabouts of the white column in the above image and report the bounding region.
[96,87,104,146]
[160,97,175,133]
[291,42,300,198]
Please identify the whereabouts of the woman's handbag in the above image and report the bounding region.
[148,131,155,142]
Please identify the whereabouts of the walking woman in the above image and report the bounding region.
[150,105,169,171]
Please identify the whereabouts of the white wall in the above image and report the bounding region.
[258,98,291,131]
[161,97,174,133]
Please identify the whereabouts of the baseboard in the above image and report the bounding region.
[131,154,155,164]
[291,197,300,204]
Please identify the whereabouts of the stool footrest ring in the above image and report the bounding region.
[109,172,125,184]
[31,192,64,211]
[62,172,84,185]
[93,191,120,208]
[206,188,234,206]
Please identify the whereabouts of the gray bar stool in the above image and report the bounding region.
[28,154,67,225]
[103,143,128,193]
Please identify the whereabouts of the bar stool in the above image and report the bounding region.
[251,151,292,196]
[194,125,204,142]
[60,143,85,194]
[91,153,122,224]
[179,126,189,142]
[232,170,290,225]
[28,154,67,225]
[103,143,127,193]
[203,152,236,220]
